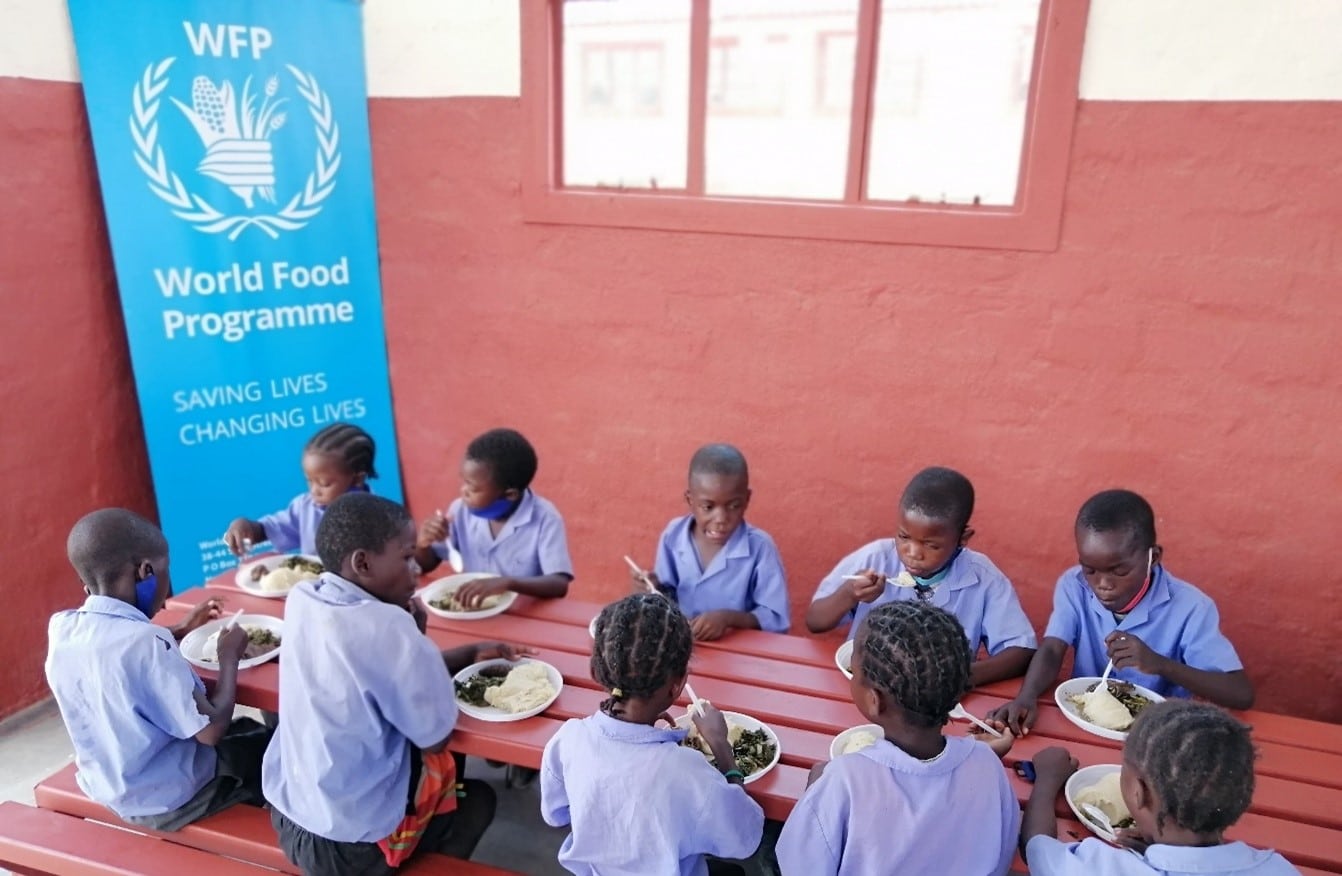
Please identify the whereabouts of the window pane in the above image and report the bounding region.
[562,0,690,190]
[705,0,859,200]
[866,0,1041,206]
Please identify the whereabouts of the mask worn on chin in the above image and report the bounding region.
[135,573,159,618]
[468,496,518,521]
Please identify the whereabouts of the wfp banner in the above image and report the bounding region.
[67,0,402,587]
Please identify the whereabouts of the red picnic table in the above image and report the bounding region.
[160,572,1342,875]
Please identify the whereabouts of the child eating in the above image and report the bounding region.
[263,493,526,874]
[990,489,1253,735]
[540,593,765,874]
[777,601,1019,875]
[415,427,572,605]
[47,509,271,830]
[1022,700,1300,875]
[223,422,376,556]
[806,466,1036,686]
[633,443,790,639]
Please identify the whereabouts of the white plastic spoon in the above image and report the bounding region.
[1082,803,1116,837]
[950,702,1003,738]
[436,510,464,573]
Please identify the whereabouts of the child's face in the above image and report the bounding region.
[303,451,363,507]
[684,472,751,545]
[1119,759,1156,839]
[459,458,519,511]
[355,521,420,609]
[894,509,963,578]
[1076,527,1152,613]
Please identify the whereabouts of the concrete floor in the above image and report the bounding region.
[0,699,569,875]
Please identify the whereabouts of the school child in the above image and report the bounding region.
[633,443,790,640]
[989,490,1253,735]
[777,601,1019,876]
[263,492,520,874]
[806,466,1036,686]
[414,427,573,605]
[223,422,376,556]
[1021,700,1300,875]
[46,509,271,830]
[540,593,765,875]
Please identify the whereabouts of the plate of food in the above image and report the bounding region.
[180,615,283,671]
[453,658,562,722]
[674,710,781,785]
[829,723,883,759]
[1055,677,1164,741]
[835,639,854,679]
[1065,764,1132,842]
[234,554,322,598]
[420,573,518,620]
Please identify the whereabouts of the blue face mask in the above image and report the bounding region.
[134,572,160,618]
[468,495,518,521]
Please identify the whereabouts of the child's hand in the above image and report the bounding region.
[456,576,512,608]
[968,721,1016,759]
[690,611,732,641]
[417,511,449,549]
[1105,631,1163,675]
[171,598,223,640]
[223,519,261,557]
[215,623,250,665]
[847,570,885,604]
[1031,746,1078,787]
[690,701,732,753]
[986,698,1038,737]
[476,642,537,662]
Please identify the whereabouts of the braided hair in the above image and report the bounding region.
[590,594,692,715]
[900,467,974,532]
[466,428,538,492]
[306,423,378,479]
[857,602,970,728]
[1076,489,1156,551]
[1124,700,1255,835]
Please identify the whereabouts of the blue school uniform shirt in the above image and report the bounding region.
[45,595,214,819]
[777,736,1018,876]
[262,573,459,843]
[1044,565,1242,699]
[432,489,574,578]
[1025,836,1301,876]
[653,516,790,632]
[540,710,764,876]
[258,485,370,555]
[811,540,1037,653]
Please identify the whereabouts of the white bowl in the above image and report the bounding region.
[419,573,518,620]
[1065,763,1127,842]
[835,639,854,679]
[588,615,598,639]
[674,710,782,785]
[829,724,883,759]
[180,615,283,671]
[1055,677,1166,741]
[234,554,322,598]
[453,658,563,722]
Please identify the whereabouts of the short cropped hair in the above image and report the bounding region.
[1076,489,1157,550]
[466,428,538,492]
[857,601,970,728]
[67,509,168,588]
[899,467,975,532]
[1125,700,1255,834]
[315,493,412,571]
[688,443,748,482]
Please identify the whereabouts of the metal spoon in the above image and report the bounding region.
[950,702,1002,738]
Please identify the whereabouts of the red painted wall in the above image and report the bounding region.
[2,80,1338,721]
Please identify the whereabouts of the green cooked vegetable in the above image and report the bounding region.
[455,673,506,707]
[682,726,778,777]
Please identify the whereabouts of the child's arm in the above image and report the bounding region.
[1106,632,1255,709]
[970,647,1035,687]
[413,511,448,574]
[690,610,757,641]
[223,518,266,557]
[1020,747,1078,854]
[192,625,248,745]
[440,641,537,676]
[805,571,884,633]
[987,636,1069,736]
[455,573,571,608]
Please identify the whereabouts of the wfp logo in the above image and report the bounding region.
[130,23,341,239]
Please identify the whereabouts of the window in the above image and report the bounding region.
[522,0,1091,250]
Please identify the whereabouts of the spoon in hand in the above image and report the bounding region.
[950,702,1003,738]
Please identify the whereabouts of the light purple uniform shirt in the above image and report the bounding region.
[1026,836,1301,876]
[45,595,213,818]
[540,711,764,876]
[258,485,371,555]
[432,490,574,578]
[262,573,458,843]
[812,541,1037,654]
[777,736,1018,876]
[653,516,790,632]
[1044,565,1242,699]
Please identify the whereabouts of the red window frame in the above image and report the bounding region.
[521,0,1090,252]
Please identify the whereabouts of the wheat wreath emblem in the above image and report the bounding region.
[131,57,342,240]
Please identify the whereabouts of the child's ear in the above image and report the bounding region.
[959,526,975,547]
[135,560,155,581]
[683,489,692,508]
[348,548,370,577]
[1151,544,1164,566]
[503,487,522,501]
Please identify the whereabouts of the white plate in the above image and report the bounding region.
[453,658,563,722]
[829,723,883,759]
[234,554,322,598]
[419,573,518,620]
[180,615,283,671]
[835,639,854,679]
[588,615,599,639]
[1065,764,1127,842]
[674,710,782,785]
[1055,677,1166,741]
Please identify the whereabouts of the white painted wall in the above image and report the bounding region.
[3,0,1341,100]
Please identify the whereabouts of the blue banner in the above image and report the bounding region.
[67,0,402,587]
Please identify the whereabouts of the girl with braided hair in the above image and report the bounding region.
[777,601,1019,876]
[1022,700,1299,875]
[224,422,377,556]
[540,593,765,875]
